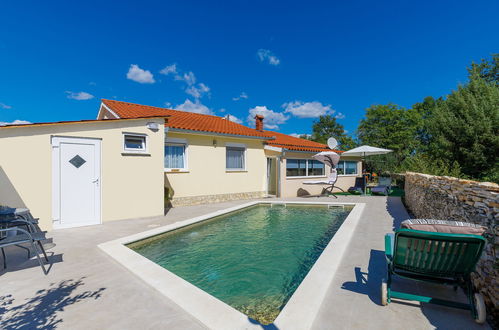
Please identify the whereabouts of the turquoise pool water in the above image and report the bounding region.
[128,203,352,324]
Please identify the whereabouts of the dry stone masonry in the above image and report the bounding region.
[404,172,498,326]
[169,191,266,207]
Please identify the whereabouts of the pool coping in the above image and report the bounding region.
[98,201,365,330]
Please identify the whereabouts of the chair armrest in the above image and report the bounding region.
[0,226,31,235]
[8,218,38,232]
[385,233,394,260]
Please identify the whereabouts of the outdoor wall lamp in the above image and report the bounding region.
[146,122,160,131]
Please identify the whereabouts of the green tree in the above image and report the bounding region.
[356,104,422,172]
[411,96,441,152]
[310,115,357,150]
[468,53,498,84]
[426,73,499,180]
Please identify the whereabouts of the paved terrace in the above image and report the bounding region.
[0,196,490,329]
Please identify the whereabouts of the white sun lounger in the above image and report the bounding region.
[303,170,345,198]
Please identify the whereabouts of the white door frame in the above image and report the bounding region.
[51,136,102,229]
[266,157,277,197]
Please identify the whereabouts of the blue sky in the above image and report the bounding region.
[1,0,498,136]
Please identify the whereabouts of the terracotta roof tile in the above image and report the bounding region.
[101,100,342,153]
[102,99,273,138]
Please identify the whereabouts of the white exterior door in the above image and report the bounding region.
[52,137,101,228]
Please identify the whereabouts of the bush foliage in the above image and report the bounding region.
[310,54,499,183]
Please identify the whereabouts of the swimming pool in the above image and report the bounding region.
[99,201,364,329]
[127,203,352,324]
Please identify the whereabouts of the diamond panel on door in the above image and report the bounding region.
[69,154,86,168]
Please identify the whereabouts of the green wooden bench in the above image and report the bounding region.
[382,228,487,324]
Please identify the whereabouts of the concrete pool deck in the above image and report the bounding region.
[0,196,490,329]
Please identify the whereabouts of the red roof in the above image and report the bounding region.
[101,99,340,153]
[264,130,343,153]
[102,99,273,139]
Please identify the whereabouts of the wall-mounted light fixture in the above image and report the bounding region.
[146,122,160,131]
[213,139,217,147]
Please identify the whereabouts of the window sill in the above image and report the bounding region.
[286,175,327,179]
[121,152,151,156]
[226,169,247,173]
[338,174,359,177]
[165,169,189,173]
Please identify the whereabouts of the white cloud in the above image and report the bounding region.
[289,133,311,138]
[0,102,12,109]
[175,71,196,86]
[224,114,242,124]
[127,64,155,84]
[164,102,172,107]
[257,49,280,66]
[186,83,210,99]
[282,101,333,118]
[335,112,345,119]
[175,99,213,115]
[161,64,211,100]
[65,91,94,100]
[232,92,248,101]
[0,119,31,126]
[247,106,288,129]
[160,63,177,75]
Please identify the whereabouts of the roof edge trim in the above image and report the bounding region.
[0,116,168,129]
[98,102,121,119]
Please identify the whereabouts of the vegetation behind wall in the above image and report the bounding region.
[307,54,499,183]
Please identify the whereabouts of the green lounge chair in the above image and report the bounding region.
[382,228,487,324]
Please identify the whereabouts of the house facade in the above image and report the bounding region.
[0,99,360,231]
[99,100,361,203]
[262,131,362,198]
[0,117,166,231]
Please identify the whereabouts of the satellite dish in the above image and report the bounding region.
[327,137,338,149]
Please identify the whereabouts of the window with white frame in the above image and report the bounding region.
[123,133,147,153]
[337,160,358,175]
[286,159,325,177]
[164,138,188,170]
[226,144,246,170]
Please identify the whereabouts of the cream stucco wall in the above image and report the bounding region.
[272,151,362,198]
[164,132,267,202]
[0,118,165,231]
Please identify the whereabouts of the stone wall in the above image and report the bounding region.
[404,172,498,325]
[169,191,266,207]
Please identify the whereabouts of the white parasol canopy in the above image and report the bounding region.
[312,151,341,168]
[341,145,392,157]
[342,145,392,194]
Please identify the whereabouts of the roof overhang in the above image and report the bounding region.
[264,145,283,152]
[168,127,275,140]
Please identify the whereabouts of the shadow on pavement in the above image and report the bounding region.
[341,249,386,305]
[386,196,410,231]
[0,277,105,330]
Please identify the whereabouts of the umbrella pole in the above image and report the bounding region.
[363,152,367,195]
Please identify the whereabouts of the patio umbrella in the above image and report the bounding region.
[342,145,393,194]
[341,145,393,158]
